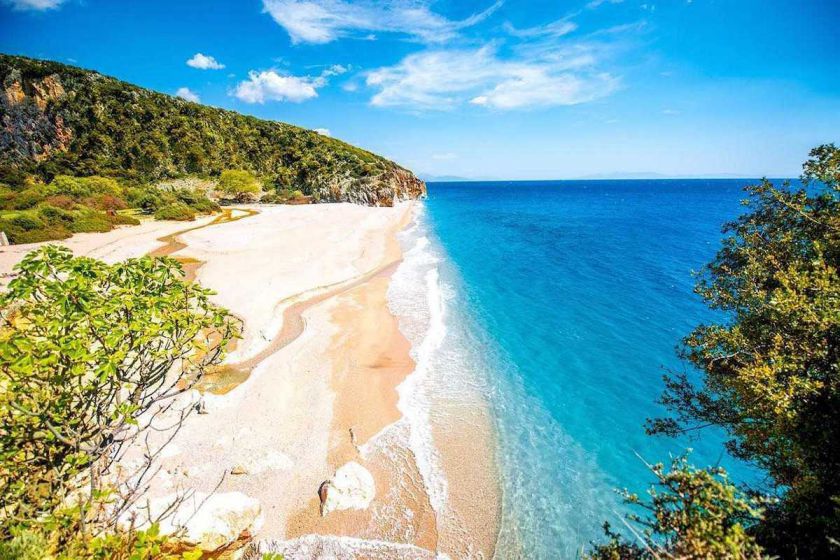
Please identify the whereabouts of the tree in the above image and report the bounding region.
[217,170,261,202]
[586,456,768,560]
[646,145,840,557]
[0,246,239,552]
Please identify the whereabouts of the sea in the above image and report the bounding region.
[387,179,778,559]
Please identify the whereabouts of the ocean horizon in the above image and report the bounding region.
[405,179,773,558]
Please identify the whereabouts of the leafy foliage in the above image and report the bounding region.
[644,144,840,557]
[586,456,768,560]
[0,246,238,556]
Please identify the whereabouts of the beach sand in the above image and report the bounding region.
[0,203,500,558]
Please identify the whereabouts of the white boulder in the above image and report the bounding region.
[125,491,263,551]
[320,461,376,516]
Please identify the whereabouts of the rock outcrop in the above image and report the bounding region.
[312,167,426,206]
[2,68,72,162]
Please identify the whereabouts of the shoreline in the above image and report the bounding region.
[0,203,502,558]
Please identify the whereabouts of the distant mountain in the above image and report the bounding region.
[420,174,477,182]
[0,54,425,206]
[576,171,768,180]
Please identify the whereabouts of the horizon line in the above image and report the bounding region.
[423,176,798,183]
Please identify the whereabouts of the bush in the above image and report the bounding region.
[172,188,219,213]
[1,223,72,244]
[44,194,76,209]
[260,191,282,204]
[112,213,141,226]
[51,175,121,199]
[71,211,113,233]
[83,194,128,213]
[7,188,45,210]
[125,187,162,213]
[38,204,75,224]
[154,203,195,221]
[7,213,45,231]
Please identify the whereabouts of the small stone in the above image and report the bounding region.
[230,465,248,475]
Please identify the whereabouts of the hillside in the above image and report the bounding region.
[0,54,425,206]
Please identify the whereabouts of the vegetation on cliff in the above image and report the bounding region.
[0,53,425,206]
[588,144,840,558]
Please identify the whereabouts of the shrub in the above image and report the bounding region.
[83,194,128,213]
[38,204,74,221]
[51,175,121,199]
[44,194,76,210]
[7,188,45,210]
[260,191,282,204]
[124,187,163,212]
[112,213,141,226]
[10,213,45,231]
[154,203,195,221]
[172,188,219,213]
[1,224,71,244]
[71,211,113,233]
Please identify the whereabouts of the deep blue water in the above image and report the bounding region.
[423,180,774,558]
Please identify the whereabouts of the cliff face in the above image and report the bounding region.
[0,54,425,206]
[2,70,73,162]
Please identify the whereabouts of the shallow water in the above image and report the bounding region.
[408,180,774,559]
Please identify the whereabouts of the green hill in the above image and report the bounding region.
[0,54,425,206]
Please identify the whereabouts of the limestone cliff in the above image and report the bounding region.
[0,54,425,206]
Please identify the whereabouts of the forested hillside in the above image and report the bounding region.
[0,54,424,206]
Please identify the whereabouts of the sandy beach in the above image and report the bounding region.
[0,204,500,558]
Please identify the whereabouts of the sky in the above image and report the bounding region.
[1,0,838,180]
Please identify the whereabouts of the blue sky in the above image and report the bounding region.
[2,0,838,179]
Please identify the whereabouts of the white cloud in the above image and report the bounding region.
[504,18,577,38]
[262,0,502,44]
[586,0,623,8]
[234,70,320,103]
[471,70,618,109]
[233,64,348,104]
[5,0,64,9]
[366,44,618,110]
[186,53,225,70]
[314,128,331,136]
[175,87,200,103]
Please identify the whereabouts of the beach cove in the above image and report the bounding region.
[0,202,501,559]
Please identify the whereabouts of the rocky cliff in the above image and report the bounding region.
[0,54,425,206]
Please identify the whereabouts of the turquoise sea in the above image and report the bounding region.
[399,180,777,559]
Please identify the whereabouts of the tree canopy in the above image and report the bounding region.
[218,169,261,201]
[589,144,839,559]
